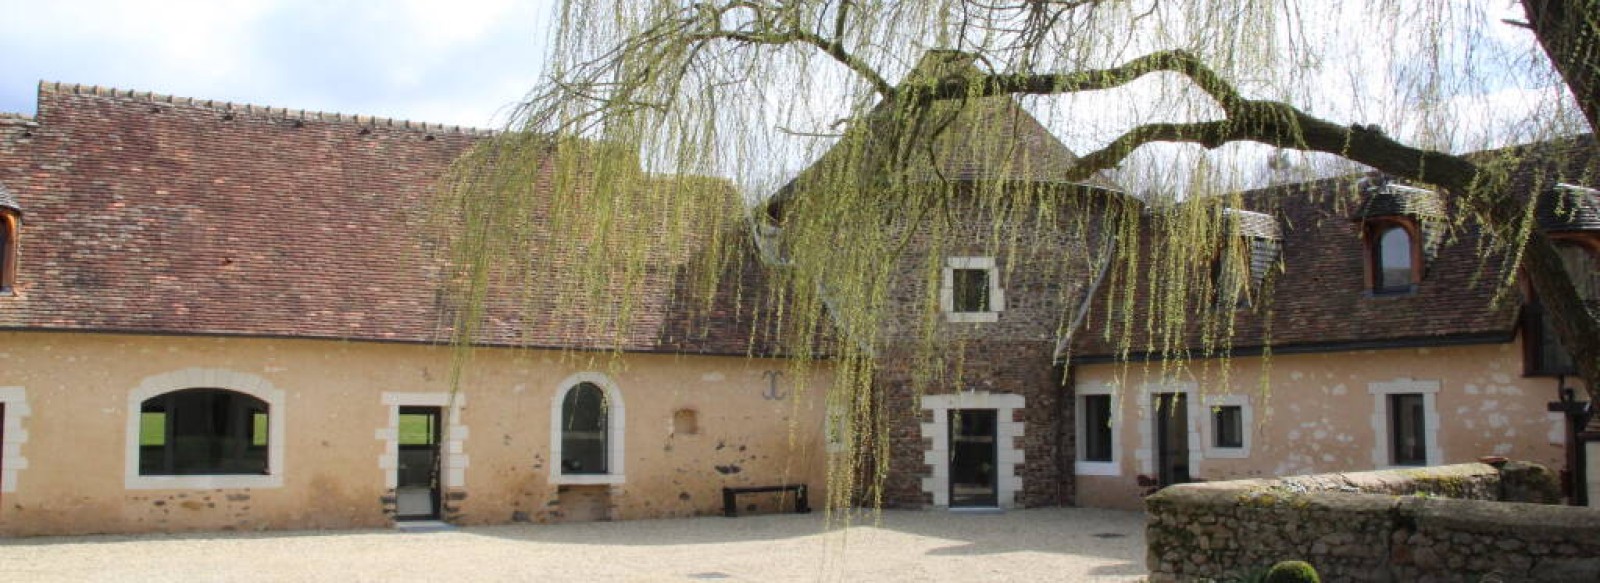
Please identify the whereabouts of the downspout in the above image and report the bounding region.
[1055,234,1117,363]
[1053,234,1117,505]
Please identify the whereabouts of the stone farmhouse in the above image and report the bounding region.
[767,51,1598,513]
[1066,141,1599,510]
[0,82,829,536]
[1,52,1596,536]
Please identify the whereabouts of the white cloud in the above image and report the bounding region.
[0,0,553,128]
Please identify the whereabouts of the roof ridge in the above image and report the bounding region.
[0,111,36,125]
[37,80,499,137]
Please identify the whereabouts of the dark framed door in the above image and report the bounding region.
[948,409,998,508]
[396,406,442,520]
[1154,393,1191,487]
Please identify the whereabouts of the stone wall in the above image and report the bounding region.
[876,341,1067,508]
[1146,463,1600,582]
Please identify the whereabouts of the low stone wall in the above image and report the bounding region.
[1146,463,1600,582]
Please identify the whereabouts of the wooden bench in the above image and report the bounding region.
[722,484,810,517]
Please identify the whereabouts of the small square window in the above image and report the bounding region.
[942,257,1003,322]
[952,269,990,313]
[1212,406,1243,449]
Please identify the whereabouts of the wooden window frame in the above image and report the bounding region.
[0,211,18,295]
[1523,236,1599,377]
[1363,217,1422,296]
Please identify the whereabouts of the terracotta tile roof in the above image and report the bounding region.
[0,83,791,355]
[1537,183,1600,233]
[1071,135,1600,361]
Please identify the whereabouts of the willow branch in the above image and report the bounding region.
[684,1,896,99]
[970,50,1600,399]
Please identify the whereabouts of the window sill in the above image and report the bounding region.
[550,473,625,486]
[1365,286,1417,298]
[1074,461,1120,476]
[127,473,282,490]
[1203,447,1250,459]
[1376,463,1429,471]
[945,311,999,323]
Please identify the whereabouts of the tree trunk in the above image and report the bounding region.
[1522,0,1600,398]
[1523,0,1600,133]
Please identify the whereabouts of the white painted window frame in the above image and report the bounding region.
[1134,381,1204,480]
[550,372,626,485]
[376,392,469,490]
[919,391,1026,508]
[0,386,30,493]
[1368,378,1442,469]
[941,256,1005,323]
[1587,442,1600,509]
[1074,382,1121,476]
[124,368,285,490]
[1199,394,1253,459]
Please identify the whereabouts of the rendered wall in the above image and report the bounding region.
[0,331,830,536]
[1073,341,1577,510]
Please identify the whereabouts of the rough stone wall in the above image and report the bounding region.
[868,188,1124,509]
[1146,463,1599,582]
[876,341,1067,508]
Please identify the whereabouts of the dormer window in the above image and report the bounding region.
[0,185,19,295]
[941,256,1004,323]
[1215,209,1282,309]
[1369,222,1418,294]
[1213,241,1252,309]
[1522,183,1599,376]
[1355,180,1440,296]
[1525,241,1598,376]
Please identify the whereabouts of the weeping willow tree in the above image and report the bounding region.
[440,0,1600,510]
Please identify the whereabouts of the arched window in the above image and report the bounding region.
[549,372,625,485]
[1371,223,1416,294]
[560,383,608,475]
[139,388,269,476]
[0,209,18,294]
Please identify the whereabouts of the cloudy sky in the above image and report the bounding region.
[0,0,1572,194]
[1,0,555,129]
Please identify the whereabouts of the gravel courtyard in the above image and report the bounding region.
[0,507,1145,582]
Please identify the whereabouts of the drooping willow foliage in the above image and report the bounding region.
[436,0,1596,514]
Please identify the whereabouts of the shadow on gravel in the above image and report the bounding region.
[463,506,1145,567]
[1,506,1147,576]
